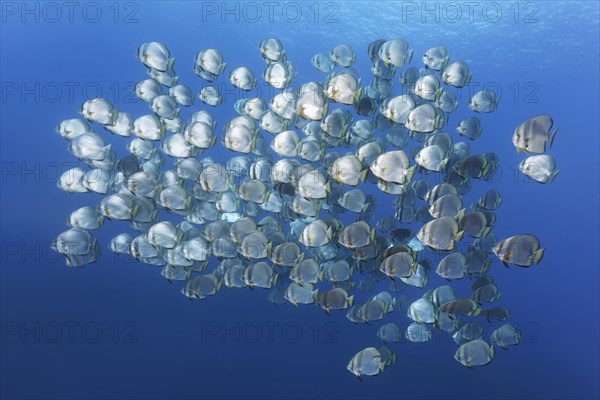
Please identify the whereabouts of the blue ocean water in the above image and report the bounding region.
[1,1,599,399]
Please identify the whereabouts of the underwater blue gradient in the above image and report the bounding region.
[1,1,599,399]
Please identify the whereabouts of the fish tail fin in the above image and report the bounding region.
[482,162,491,178]
[474,308,481,317]
[359,168,368,183]
[439,158,449,171]
[466,72,473,85]
[326,226,334,239]
[547,128,558,148]
[220,63,227,74]
[482,226,492,238]
[533,248,545,264]
[316,201,323,215]
[489,344,495,358]
[456,208,466,224]
[348,295,355,307]
[110,110,119,125]
[434,87,444,101]
[291,114,300,129]
[482,260,491,275]
[354,87,363,104]
[91,239,100,256]
[103,144,113,156]
[406,165,416,183]
[496,292,503,302]
[250,133,258,152]
[549,169,560,183]
[266,242,273,258]
[131,203,140,220]
[167,58,175,70]
[454,230,464,242]
[362,202,370,212]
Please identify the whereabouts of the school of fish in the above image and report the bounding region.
[52,38,558,377]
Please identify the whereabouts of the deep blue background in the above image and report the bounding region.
[1,1,599,399]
